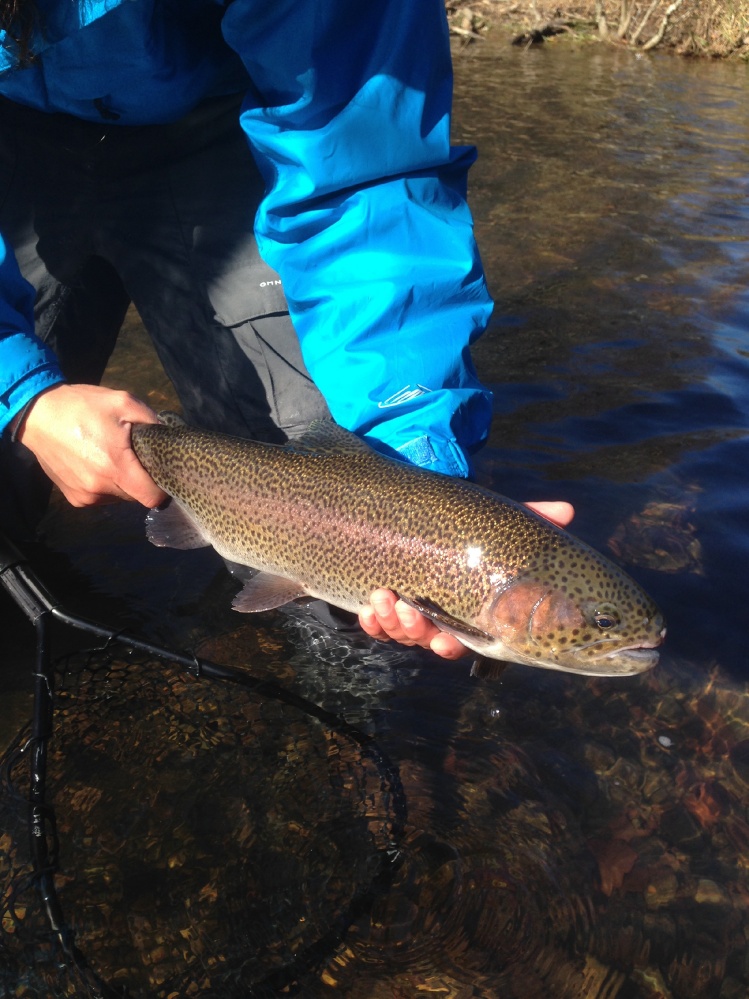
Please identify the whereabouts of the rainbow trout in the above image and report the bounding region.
[131,417,665,676]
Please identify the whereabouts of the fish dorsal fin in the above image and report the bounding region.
[232,571,308,613]
[156,411,187,427]
[398,596,495,647]
[145,500,211,550]
[286,420,373,457]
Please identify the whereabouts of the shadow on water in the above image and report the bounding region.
[2,33,749,999]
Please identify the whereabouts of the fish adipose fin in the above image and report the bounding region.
[232,571,308,613]
[145,501,212,550]
[287,420,373,456]
[399,596,495,646]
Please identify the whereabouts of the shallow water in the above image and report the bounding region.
[2,34,749,999]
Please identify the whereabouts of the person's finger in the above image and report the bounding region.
[359,590,472,659]
[368,589,416,644]
[117,432,168,507]
[359,603,391,641]
[525,500,575,528]
[429,631,469,660]
[18,384,168,509]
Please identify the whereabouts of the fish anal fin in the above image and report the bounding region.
[145,500,211,550]
[232,571,308,613]
[399,596,495,647]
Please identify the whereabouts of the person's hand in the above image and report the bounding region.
[358,500,575,659]
[16,383,167,508]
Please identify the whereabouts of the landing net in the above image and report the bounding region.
[0,614,405,997]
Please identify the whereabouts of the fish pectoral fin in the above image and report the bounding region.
[232,571,308,613]
[470,657,509,681]
[145,500,211,550]
[223,559,257,583]
[399,596,495,647]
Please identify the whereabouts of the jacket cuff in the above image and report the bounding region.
[395,433,472,478]
[0,355,65,436]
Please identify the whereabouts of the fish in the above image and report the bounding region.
[130,415,666,676]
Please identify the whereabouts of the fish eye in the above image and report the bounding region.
[593,604,621,630]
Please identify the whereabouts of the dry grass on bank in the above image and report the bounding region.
[447,0,749,57]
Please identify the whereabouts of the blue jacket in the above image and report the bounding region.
[0,0,493,476]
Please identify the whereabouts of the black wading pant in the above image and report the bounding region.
[0,93,330,542]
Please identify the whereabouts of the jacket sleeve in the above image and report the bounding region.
[0,234,64,435]
[221,0,493,477]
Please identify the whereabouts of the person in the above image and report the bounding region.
[0,0,573,659]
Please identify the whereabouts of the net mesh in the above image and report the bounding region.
[0,641,405,998]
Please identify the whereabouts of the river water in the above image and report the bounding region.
[1,34,749,999]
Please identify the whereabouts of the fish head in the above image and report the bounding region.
[478,537,666,676]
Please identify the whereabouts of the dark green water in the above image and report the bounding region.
[2,34,749,999]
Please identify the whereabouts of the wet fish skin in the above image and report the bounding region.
[131,417,666,676]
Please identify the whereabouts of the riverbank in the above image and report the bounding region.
[448,0,749,57]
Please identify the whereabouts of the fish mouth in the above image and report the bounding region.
[579,621,666,667]
[588,640,662,674]
[544,645,659,676]
[601,646,660,669]
[505,641,661,676]
[544,636,663,675]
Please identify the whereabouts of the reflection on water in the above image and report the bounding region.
[2,34,749,999]
[460,39,749,675]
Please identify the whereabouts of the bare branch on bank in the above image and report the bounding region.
[640,0,687,50]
